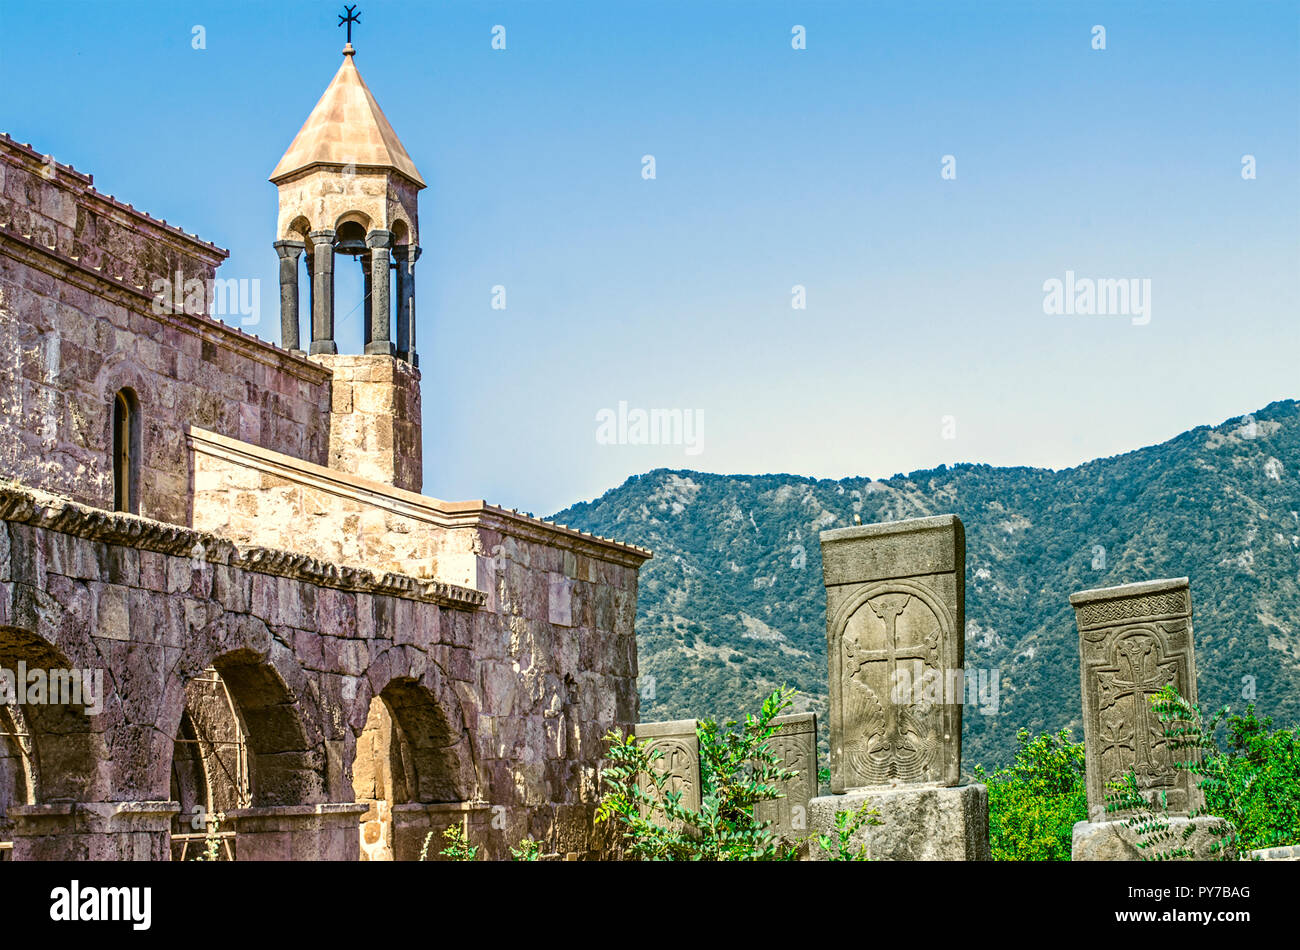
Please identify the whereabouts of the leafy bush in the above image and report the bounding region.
[811,801,882,860]
[510,837,542,861]
[1201,702,1300,849]
[420,822,478,861]
[974,728,1087,861]
[1106,684,1300,859]
[596,686,823,860]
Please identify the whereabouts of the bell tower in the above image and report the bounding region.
[270,21,425,492]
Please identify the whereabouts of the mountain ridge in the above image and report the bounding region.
[554,400,1300,767]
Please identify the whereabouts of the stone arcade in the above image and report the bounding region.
[0,35,650,860]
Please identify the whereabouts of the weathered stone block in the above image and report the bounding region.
[633,719,700,819]
[1070,816,1230,861]
[808,783,990,861]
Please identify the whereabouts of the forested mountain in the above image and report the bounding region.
[553,400,1300,767]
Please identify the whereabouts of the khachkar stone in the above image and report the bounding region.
[1069,578,1225,860]
[755,712,817,845]
[807,515,990,860]
[634,719,700,824]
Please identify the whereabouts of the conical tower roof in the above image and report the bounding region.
[270,48,425,188]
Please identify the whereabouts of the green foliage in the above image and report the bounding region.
[811,802,881,861]
[595,686,814,860]
[192,811,226,862]
[510,837,542,861]
[551,400,1300,767]
[1198,703,1300,850]
[975,728,1087,861]
[420,822,478,862]
[1104,774,1201,861]
[1105,684,1300,860]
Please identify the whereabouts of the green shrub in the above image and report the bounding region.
[1106,684,1300,859]
[812,801,882,860]
[596,686,819,860]
[420,822,478,861]
[974,728,1087,861]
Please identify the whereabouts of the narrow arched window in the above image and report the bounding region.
[112,388,140,514]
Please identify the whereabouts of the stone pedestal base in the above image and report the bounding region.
[228,803,368,861]
[1071,816,1233,861]
[809,783,990,861]
[9,801,180,861]
[390,802,492,861]
[1250,843,1300,861]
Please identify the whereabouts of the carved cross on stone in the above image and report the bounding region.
[1096,632,1178,784]
[847,593,939,773]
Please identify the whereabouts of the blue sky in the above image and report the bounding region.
[4,1,1298,515]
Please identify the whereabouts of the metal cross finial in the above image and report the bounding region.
[338,5,361,45]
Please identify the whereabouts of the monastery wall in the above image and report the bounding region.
[0,136,334,525]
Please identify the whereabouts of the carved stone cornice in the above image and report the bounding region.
[0,483,485,611]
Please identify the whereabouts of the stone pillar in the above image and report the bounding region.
[273,240,305,354]
[360,251,373,348]
[1068,578,1223,860]
[9,801,180,861]
[808,515,990,860]
[393,244,421,365]
[309,229,337,355]
[228,803,368,861]
[364,229,395,356]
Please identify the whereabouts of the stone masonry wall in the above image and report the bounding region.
[312,354,422,493]
[187,427,648,856]
[0,481,643,859]
[0,135,334,525]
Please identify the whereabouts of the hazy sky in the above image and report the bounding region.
[5,1,1297,515]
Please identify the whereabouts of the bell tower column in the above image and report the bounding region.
[393,244,421,365]
[309,229,337,355]
[273,240,305,353]
[365,229,395,356]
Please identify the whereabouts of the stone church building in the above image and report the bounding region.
[0,39,648,860]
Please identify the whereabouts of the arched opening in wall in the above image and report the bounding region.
[111,387,140,514]
[167,650,323,860]
[0,705,35,862]
[351,678,469,861]
[287,215,312,346]
[332,217,372,354]
[0,626,105,860]
[169,668,248,861]
[390,219,410,247]
[210,650,323,808]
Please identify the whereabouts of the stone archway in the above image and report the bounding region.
[169,668,248,860]
[352,672,477,861]
[0,704,34,860]
[0,625,117,859]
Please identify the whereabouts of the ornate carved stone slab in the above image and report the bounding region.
[1070,577,1199,819]
[821,515,964,791]
[755,712,818,841]
[633,719,700,820]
